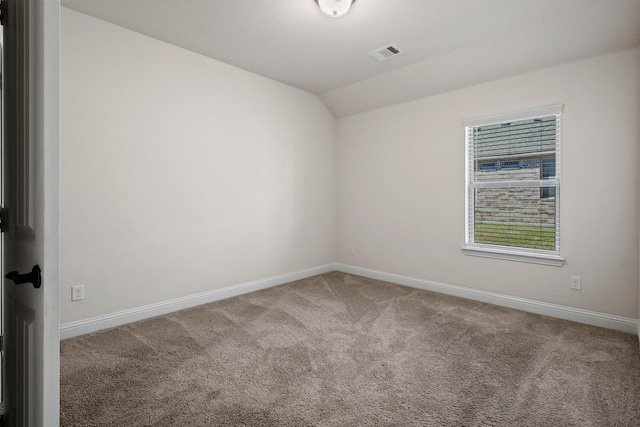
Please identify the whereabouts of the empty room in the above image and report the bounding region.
[50,0,640,425]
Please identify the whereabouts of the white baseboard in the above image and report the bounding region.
[60,263,337,340]
[60,262,640,340]
[336,263,640,335]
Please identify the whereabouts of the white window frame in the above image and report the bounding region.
[462,104,565,267]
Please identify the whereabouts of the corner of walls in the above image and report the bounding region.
[60,8,337,325]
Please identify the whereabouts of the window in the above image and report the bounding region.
[540,157,556,199]
[462,104,564,266]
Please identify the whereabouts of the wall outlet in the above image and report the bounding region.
[71,285,84,301]
[349,246,355,255]
[570,276,582,291]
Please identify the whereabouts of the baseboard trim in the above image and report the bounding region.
[60,263,337,340]
[336,263,640,335]
[60,262,640,339]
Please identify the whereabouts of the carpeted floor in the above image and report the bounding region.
[60,272,640,426]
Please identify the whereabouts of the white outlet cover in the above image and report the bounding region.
[72,285,84,301]
[570,276,581,290]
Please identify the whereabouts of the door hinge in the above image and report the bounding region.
[0,1,5,26]
[0,335,3,352]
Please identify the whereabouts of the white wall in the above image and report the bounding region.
[337,49,640,319]
[61,7,639,326]
[60,9,336,324]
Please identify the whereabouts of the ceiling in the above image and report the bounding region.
[61,0,640,117]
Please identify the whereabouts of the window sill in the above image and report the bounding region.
[462,246,565,267]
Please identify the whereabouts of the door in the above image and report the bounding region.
[2,0,59,425]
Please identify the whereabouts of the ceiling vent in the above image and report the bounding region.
[368,45,403,61]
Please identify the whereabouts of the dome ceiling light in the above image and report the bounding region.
[314,0,356,18]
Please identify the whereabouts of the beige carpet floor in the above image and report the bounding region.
[60,272,640,426]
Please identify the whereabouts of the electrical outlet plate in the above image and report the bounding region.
[72,285,84,301]
[570,276,581,291]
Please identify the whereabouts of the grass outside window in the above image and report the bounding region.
[474,223,555,251]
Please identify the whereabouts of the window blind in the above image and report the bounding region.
[465,105,562,256]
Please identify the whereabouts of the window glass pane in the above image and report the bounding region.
[478,161,499,171]
[501,160,521,169]
[474,187,556,250]
[540,186,556,199]
[541,157,556,179]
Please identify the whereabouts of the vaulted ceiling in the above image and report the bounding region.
[61,0,640,117]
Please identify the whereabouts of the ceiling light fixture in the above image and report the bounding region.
[315,0,355,18]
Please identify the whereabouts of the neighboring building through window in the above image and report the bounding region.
[462,104,564,266]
